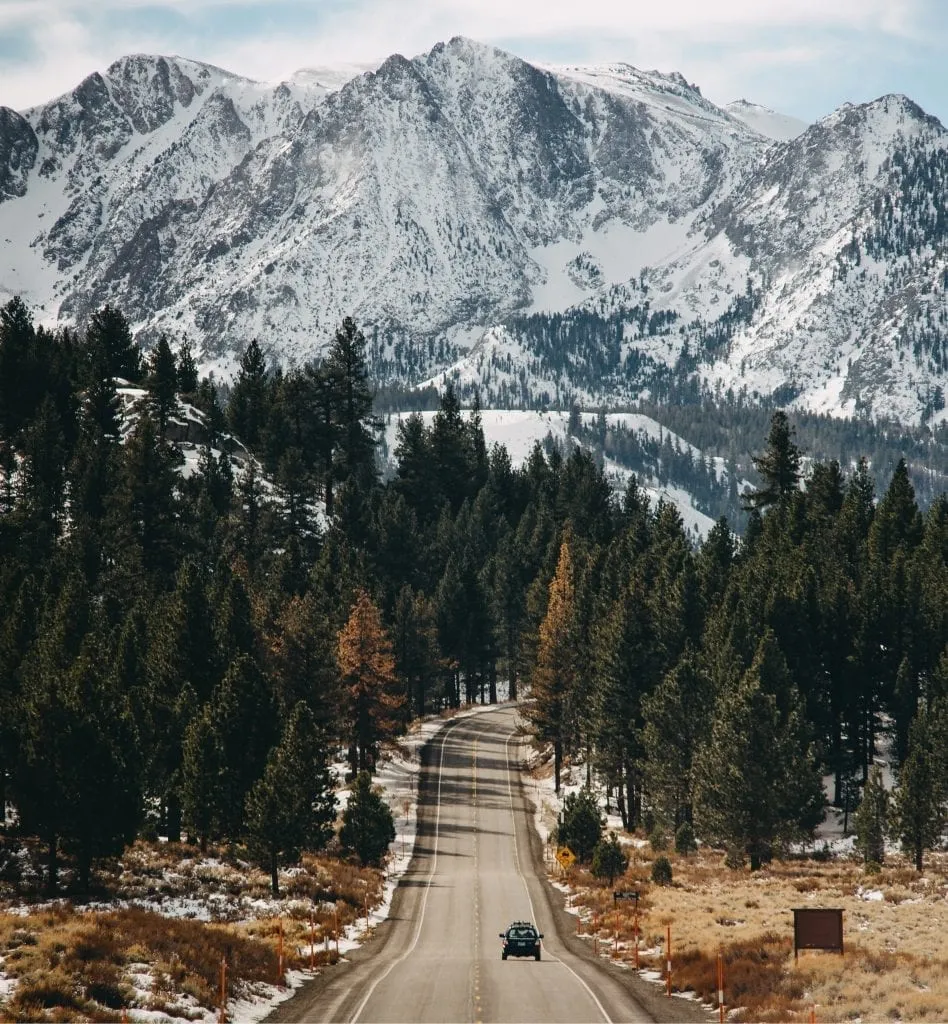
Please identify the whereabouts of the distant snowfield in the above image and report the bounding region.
[527,217,695,314]
[724,99,808,142]
[382,408,716,538]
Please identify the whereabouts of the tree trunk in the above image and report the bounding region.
[78,847,92,894]
[167,792,182,843]
[270,848,280,896]
[46,835,58,895]
[489,663,497,705]
[553,739,562,794]
[915,843,924,872]
[324,463,333,519]
[616,765,628,830]
[749,848,761,871]
[832,721,843,806]
[623,760,635,831]
[509,663,518,702]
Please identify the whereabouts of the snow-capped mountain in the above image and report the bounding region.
[1,37,946,423]
[724,99,806,142]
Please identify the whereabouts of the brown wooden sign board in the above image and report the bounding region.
[793,908,843,960]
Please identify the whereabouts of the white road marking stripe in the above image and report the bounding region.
[349,717,460,1022]
[504,725,614,1024]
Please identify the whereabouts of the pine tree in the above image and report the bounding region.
[0,296,36,440]
[180,706,224,852]
[556,788,603,862]
[146,335,179,434]
[227,339,269,450]
[338,590,405,774]
[268,591,340,732]
[892,703,947,871]
[107,409,182,593]
[177,338,199,394]
[340,771,396,866]
[525,539,578,793]
[14,617,141,892]
[853,765,889,866]
[869,458,924,565]
[390,586,441,718]
[326,318,378,517]
[212,654,276,838]
[245,703,337,895]
[591,832,628,885]
[642,645,712,829]
[743,411,802,511]
[86,305,142,382]
[693,635,825,870]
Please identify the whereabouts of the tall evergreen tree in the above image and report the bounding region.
[338,590,405,774]
[325,318,378,517]
[339,771,395,867]
[227,339,269,450]
[743,411,802,510]
[892,703,947,871]
[146,335,179,434]
[693,634,825,870]
[525,539,578,793]
[245,702,337,895]
[85,305,141,382]
[853,764,889,866]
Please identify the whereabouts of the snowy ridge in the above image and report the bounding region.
[1,38,947,422]
[725,99,807,141]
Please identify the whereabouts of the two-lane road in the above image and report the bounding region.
[270,706,656,1023]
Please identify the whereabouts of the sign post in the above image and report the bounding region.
[612,891,638,966]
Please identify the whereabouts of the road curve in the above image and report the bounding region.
[267,705,703,1024]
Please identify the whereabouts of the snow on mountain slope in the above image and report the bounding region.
[671,95,948,422]
[0,37,766,354]
[1,39,947,423]
[382,408,716,538]
[725,99,807,141]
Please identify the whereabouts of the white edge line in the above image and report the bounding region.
[504,724,614,1024]
[349,714,459,1023]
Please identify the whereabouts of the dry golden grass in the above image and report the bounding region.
[0,845,388,1022]
[562,845,948,1022]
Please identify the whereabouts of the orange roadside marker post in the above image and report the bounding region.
[278,918,285,987]
[717,952,725,1023]
[633,904,640,969]
[219,957,227,1024]
[666,925,672,997]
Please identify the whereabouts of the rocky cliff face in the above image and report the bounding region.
[1,38,946,423]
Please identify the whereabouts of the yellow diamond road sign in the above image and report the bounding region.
[556,846,577,869]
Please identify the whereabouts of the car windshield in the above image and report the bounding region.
[509,928,535,938]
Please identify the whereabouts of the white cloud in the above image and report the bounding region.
[0,0,936,115]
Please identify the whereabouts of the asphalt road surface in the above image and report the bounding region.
[269,705,705,1024]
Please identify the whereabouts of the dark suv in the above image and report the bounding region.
[499,921,543,960]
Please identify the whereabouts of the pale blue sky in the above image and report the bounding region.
[1,0,946,127]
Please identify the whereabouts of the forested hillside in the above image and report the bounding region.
[1,296,946,889]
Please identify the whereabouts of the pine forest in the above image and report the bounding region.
[1,294,947,896]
